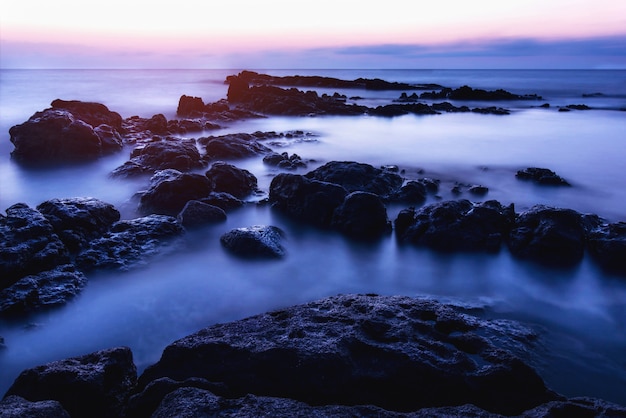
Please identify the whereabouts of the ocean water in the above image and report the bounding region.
[1,69,625,404]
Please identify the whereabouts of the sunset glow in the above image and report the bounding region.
[1,0,626,68]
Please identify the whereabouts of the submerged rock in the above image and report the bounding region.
[331,191,391,239]
[516,167,571,186]
[198,133,272,161]
[205,161,258,199]
[305,161,404,197]
[138,294,556,416]
[177,200,227,228]
[111,139,204,177]
[139,171,213,216]
[220,225,285,258]
[586,221,626,275]
[5,347,137,418]
[263,151,307,170]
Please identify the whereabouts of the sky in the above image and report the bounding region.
[1,0,625,69]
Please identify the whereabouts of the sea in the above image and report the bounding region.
[1,69,625,404]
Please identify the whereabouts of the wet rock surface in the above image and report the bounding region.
[0,395,71,418]
[177,200,227,228]
[4,347,137,418]
[587,221,626,275]
[205,161,258,199]
[516,167,571,186]
[111,139,204,177]
[139,171,213,216]
[198,133,272,161]
[305,161,404,197]
[330,191,392,239]
[220,225,285,258]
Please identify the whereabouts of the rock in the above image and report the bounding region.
[36,197,121,253]
[586,222,626,275]
[520,397,626,417]
[369,103,439,116]
[177,95,206,117]
[331,192,391,239]
[269,173,347,227]
[139,171,213,216]
[5,347,137,418]
[0,264,87,317]
[177,200,227,228]
[565,104,591,110]
[263,152,307,170]
[396,200,514,252]
[469,185,489,196]
[388,181,428,204]
[198,133,272,161]
[421,86,541,101]
[515,167,571,186]
[199,192,244,212]
[0,395,70,418]
[0,203,70,290]
[305,161,403,197]
[9,101,124,164]
[507,206,592,266]
[205,161,258,199]
[220,225,285,258]
[111,139,204,177]
[75,215,184,271]
[138,294,556,415]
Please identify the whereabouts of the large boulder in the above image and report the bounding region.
[139,171,213,216]
[220,225,285,258]
[75,215,184,271]
[198,133,272,161]
[9,101,123,164]
[138,294,556,416]
[0,203,70,289]
[305,161,403,197]
[396,200,514,252]
[4,347,137,418]
[111,139,204,177]
[269,173,348,227]
[205,161,258,199]
[177,200,227,228]
[586,221,626,275]
[36,197,121,253]
[507,205,593,266]
[331,191,391,239]
[0,395,70,418]
[0,264,87,317]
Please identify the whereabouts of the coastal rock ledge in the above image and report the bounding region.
[4,295,625,417]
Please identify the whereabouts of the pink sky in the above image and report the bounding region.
[1,0,625,68]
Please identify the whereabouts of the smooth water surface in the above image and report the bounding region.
[1,69,625,403]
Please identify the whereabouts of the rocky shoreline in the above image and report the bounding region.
[2,72,626,416]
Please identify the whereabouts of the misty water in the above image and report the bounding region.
[1,69,625,404]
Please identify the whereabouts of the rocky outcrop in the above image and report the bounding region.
[395,200,515,252]
[139,171,213,216]
[111,139,204,177]
[220,225,285,258]
[138,294,556,416]
[305,161,404,198]
[507,205,597,266]
[75,214,184,271]
[198,133,272,161]
[0,395,70,418]
[35,197,121,253]
[420,86,542,101]
[0,264,87,317]
[515,167,571,186]
[1,203,70,289]
[9,100,124,164]
[176,95,262,120]
[205,161,258,199]
[4,347,137,418]
[263,152,307,170]
[331,192,391,239]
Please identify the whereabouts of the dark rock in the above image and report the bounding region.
[507,205,592,266]
[472,107,510,115]
[263,152,307,170]
[587,222,626,275]
[269,173,347,227]
[177,200,227,228]
[0,203,70,290]
[305,161,403,197]
[138,294,556,415]
[205,161,258,199]
[566,104,591,110]
[369,103,439,116]
[36,197,120,253]
[177,95,206,117]
[0,264,87,317]
[5,347,137,418]
[93,124,125,153]
[166,118,221,134]
[111,139,204,177]
[139,171,213,216]
[331,192,391,239]
[9,106,123,164]
[50,99,123,130]
[469,185,489,196]
[520,397,626,417]
[516,167,571,186]
[198,133,272,161]
[388,181,428,204]
[199,192,244,212]
[421,85,542,101]
[396,200,514,252]
[220,225,285,258]
[75,215,184,271]
[0,395,70,418]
